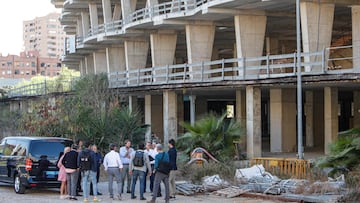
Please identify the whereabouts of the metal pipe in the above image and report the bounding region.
[296,0,304,159]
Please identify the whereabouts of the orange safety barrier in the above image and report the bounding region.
[250,157,311,179]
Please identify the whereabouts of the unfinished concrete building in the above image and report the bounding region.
[51,0,360,158]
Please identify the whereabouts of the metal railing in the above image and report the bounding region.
[8,45,357,98]
[108,45,356,88]
[7,79,78,98]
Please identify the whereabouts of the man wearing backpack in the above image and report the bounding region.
[129,143,151,200]
[78,141,99,202]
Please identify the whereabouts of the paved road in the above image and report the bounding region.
[0,181,278,203]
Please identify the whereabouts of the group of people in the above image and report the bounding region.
[56,138,178,203]
[57,140,102,202]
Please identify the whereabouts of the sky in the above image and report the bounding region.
[0,0,60,55]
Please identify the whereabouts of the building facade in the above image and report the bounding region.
[51,0,360,158]
[0,51,61,79]
[23,12,66,58]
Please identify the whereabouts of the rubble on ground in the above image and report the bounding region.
[176,164,348,203]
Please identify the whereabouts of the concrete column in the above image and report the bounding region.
[353,6,360,72]
[189,95,196,125]
[270,89,297,152]
[150,32,177,82]
[177,94,184,134]
[113,3,122,21]
[89,3,99,30]
[163,91,177,146]
[76,17,83,38]
[81,12,90,38]
[106,46,126,73]
[324,87,338,154]
[145,95,152,142]
[79,60,85,75]
[305,91,314,147]
[93,50,107,74]
[185,24,215,79]
[301,2,334,72]
[121,0,137,21]
[236,89,246,130]
[353,91,360,127]
[129,95,138,112]
[102,0,112,25]
[234,15,266,76]
[147,0,158,7]
[246,86,262,158]
[124,40,149,85]
[85,55,94,74]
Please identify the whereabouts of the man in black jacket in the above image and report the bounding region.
[168,139,177,199]
[62,144,79,200]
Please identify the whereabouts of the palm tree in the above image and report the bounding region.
[179,113,243,161]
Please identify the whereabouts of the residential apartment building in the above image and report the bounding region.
[0,51,61,79]
[23,12,66,58]
[51,0,360,158]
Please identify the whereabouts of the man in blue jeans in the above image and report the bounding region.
[129,143,152,200]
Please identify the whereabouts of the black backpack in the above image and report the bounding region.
[79,150,92,171]
[133,151,145,167]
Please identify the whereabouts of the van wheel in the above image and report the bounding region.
[14,175,25,194]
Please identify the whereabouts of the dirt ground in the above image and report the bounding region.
[0,181,282,203]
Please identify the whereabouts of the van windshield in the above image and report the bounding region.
[29,140,71,160]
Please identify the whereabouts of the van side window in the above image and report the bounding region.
[0,140,4,155]
[3,139,26,156]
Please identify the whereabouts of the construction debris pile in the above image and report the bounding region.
[176,164,347,202]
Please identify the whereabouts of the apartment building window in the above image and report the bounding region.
[2,63,5,67]
[41,63,45,67]
[31,70,36,75]
[7,70,12,74]
[40,71,45,76]
[7,62,12,66]
[31,62,36,67]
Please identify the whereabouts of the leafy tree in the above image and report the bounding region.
[0,102,22,138]
[178,113,243,161]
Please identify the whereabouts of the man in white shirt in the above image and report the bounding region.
[119,139,134,193]
[103,143,123,200]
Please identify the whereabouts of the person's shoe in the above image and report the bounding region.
[83,198,89,202]
[116,195,122,200]
[146,200,155,203]
[70,197,78,201]
[131,196,137,199]
[157,193,162,197]
[93,197,100,202]
[127,190,131,193]
[170,196,176,199]
[97,192,103,196]
[140,197,146,200]
[109,195,114,199]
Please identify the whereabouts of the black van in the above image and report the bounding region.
[0,136,73,194]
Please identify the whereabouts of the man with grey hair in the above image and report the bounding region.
[147,144,170,203]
